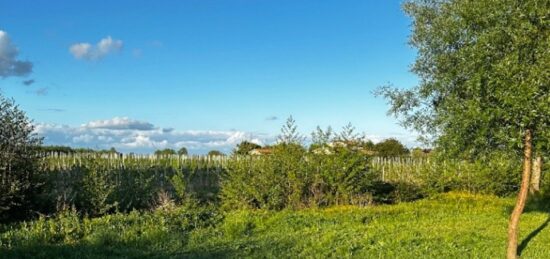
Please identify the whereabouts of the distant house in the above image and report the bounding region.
[249,148,273,155]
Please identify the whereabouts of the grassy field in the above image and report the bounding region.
[1,192,549,258]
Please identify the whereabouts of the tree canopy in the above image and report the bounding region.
[377,0,549,257]
[207,150,224,156]
[177,147,188,156]
[0,95,42,221]
[277,116,304,145]
[374,139,409,157]
[378,0,550,158]
[234,141,262,155]
[154,149,177,156]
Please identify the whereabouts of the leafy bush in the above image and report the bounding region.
[370,152,521,197]
[0,201,221,251]
[36,155,224,216]
[221,143,384,210]
[0,96,42,222]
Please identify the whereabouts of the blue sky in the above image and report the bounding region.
[0,0,419,154]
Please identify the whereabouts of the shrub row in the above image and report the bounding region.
[34,155,223,217]
[3,149,544,222]
[220,144,414,210]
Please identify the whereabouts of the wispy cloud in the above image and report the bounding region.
[35,87,48,96]
[35,117,274,154]
[39,108,65,112]
[265,116,278,121]
[69,36,123,61]
[22,79,35,86]
[0,30,33,78]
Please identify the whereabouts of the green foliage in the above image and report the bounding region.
[0,95,42,222]
[78,163,118,216]
[377,0,550,157]
[371,152,521,196]
[170,170,187,202]
[311,126,333,146]
[233,141,262,155]
[221,142,383,210]
[207,150,224,156]
[37,154,224,216]
[154,149,177,156]
[277,116,304,145]
[3,193,550,258]
[374,138,409,157]
[37,146,120,155]
[177,147,188,156]
[410,147,431,159]
[0,202,222,257]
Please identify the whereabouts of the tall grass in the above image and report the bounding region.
[3,193,550,258]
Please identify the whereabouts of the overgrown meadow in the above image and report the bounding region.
[2,142,549,258]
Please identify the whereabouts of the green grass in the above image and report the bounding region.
[2,192,550,258]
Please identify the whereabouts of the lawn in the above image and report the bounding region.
[1,192,549,258]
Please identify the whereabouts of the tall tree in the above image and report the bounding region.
[277,116,304,145]
[338,123,361,143]
[177,147,188,156]
[311,126,333,146]
[377,0,549,257]
[0,95,42,222]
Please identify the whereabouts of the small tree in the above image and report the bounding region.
[207,150,224,157]
[234,141,262,155]
[374,139,409,157]
[277,116,304,145]
[0,95,42,222]
[337,123,361,143]
[177,147,188,156]
[311,126,333,146]
[154,148,176,156]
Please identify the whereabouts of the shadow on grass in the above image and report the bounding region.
[518,215,550,256]
[0,243,234,259]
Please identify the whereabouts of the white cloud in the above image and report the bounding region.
[34,117,274,154]
[83,117,154,131]
[69,36,123,61]
[0,30,33,78]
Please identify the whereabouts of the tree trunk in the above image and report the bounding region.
[507,129,533,259]
[530,156,542,194]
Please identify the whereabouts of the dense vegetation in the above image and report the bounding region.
[0,96,42,222]
[377,0,549,256]
[2,193,550,258]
